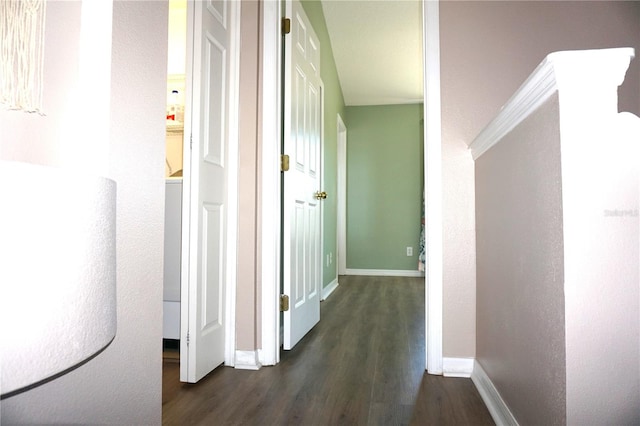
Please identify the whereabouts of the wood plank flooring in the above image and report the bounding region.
[163,275,494,425]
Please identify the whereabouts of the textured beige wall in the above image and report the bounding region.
[0,1,81,167]
[236,0,262,351]
[439,0,640,360]
[1,1,167,423]
[441,1,640,143]
[475,96,566,425]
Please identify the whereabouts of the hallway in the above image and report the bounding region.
[162,275,493,425]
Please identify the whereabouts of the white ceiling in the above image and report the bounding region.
[320,0,423,106]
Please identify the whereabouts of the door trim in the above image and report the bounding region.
[225,0,241,367]
[423,0,443,374]
[319,80,325,306]
[259,0,444,371]
[336,113,347,276]
[258,0,282,366]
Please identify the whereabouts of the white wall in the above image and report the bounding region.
[167,0,187,75]
[439,0,640,362]
[475,95,567,425]
[0,1,82,167]
[472,47,640,425]
[558,61,640,424]
[1,1,167,423]
[564,112,640,424]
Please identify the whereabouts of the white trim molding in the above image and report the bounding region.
[345,269,424,278]
[469,47,635,160]
[319,79,326,307]
[336,113,347,276]
[235,350,262,371]
[321,278,339,301]
[471,360,519,426]
[442,357,474,378]
[423,0,443,376]
[224,0,241,368]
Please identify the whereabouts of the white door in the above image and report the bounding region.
[283,0,323,350]
[180,0,234,382]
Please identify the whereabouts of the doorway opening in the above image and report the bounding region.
[162,0,187,363]
[336,113,347,277]
[162,0,241,381]
[261,0,443,373]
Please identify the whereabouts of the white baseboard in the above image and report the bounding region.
[234,350,262,370]
[322,278,339,301]
[471,360,519,426]
[257,348,276,367]
[345,269,424,277]
[443,357,474,378]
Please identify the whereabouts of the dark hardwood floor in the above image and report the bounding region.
[163,275,494,425]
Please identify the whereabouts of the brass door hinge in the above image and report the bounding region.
[281,154,290,172]
[280,294,290,312]
[282,18,291,35]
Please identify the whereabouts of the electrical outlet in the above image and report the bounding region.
[326,254,330,267]
[329,252,333,265]
[406,246,413,256]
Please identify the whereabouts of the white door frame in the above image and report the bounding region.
[319,82,326,300]
[336,113,347,276]
[224,0,240,367]
[259,0,443,373]
[423,0,443,375]
[258,0,283,366]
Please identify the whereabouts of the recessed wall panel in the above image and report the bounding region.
[295,14,306,56]
[294,201,305,307]
[295,67,306,170]
[203,33,226,167]
[207,0,226,28]
[309,38,319,75]
[201,203,224,332]
[307,204,318,298]
[308,84,318,176]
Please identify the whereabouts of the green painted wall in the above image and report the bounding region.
[298,2,421,276]
[300,0,346,287]
[345,104,424,270]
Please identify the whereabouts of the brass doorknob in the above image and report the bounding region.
[314,191,327,200]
